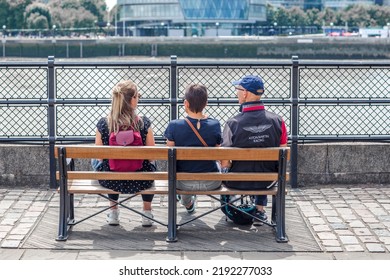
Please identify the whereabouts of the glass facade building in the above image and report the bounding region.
[117,0,266,36]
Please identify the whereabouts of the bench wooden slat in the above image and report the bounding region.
[176,172,290,181]
[67,180,169,194]
[176,172,278,181]
[175,147,290,161]
[55,145,169,160]
[57,171,168,180]
[177,185,278,196]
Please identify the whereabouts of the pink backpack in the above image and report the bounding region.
[108,120,144,172]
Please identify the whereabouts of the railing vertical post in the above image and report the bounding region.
[170,55,178,121]
[48,56,56,189]
[290,56,299,188]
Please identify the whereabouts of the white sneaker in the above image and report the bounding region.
[106,209,120,225]
[141,210,154,227]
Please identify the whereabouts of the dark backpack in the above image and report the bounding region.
[220,195,256,225]
[108,119,144,172]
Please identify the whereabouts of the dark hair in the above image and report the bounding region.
[184,84,208,113]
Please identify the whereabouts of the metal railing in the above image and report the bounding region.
[1,56,389,189]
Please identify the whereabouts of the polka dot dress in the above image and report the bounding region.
[96,116,156,194]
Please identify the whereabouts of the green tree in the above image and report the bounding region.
[305,8,321,27]
[287,7,307,27]
[7,0,33,29]
[0,0,10,28]
[81,0,107,22]
[25,3,52,29]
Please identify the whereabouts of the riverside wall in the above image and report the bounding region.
[0,143,389,188]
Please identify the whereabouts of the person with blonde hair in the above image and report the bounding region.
[92,80,156,227]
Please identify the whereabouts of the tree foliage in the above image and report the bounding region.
[1,1,389,31]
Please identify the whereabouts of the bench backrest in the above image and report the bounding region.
[55,145,170,181]
[55,145,289,183]
[173,147,290,182]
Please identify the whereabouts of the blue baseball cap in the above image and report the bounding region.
[232,75,264,95]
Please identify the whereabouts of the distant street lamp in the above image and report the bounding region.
[215,22,219,37]
[330,22,333,35]
[274,22,277,35]
[106,22,111,36]
[160,22,165,36]
[94,20,98,38]
[52,24,56,38]
[2,25,6,38]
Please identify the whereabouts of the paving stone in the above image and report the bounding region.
[358,236,379,243]
[326,217,343,223]
[361,217,378,223]
[10,227,31,235]
[378,215,390,222]
[354,209,375,217]
[329,223,349,230]
[378,237,390,244]
[316,204,333,210]
[337,208,353,215]
[308,217,326,224]
[322,240,340,247]
[373,229,390,237]
[317,232,337,240]
[348,220,365,228]
[0,219,18,226]
[7,235,25,241]
[324,247,343,252]
[334,229,354,235]
[344,245,365,252]
[364,202,381,208]
[339,236,359,245]
[352,228,372,236]
[303,211,321,217]
[313,225,331,232]
[349,204,367,210]
[369,223,387,230]
[320,210,338,216]
[370,208,388,216]
[366,243,386,252]
[1,240,21,248]
[341,215,358,221]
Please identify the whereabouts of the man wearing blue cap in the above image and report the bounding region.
[221,75,288,223]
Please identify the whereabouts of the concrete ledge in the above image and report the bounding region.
[0,143,389,187]
[297,142,390,186]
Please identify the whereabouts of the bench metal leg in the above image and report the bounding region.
[56,147,69,241]
[271,195,276,225]
[166,148,178,242]
[275,150,288,243]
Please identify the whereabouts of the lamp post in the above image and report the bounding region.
[106,22,111,36]
[273,22,277,35]
[52,24,56,38]
[2,25,5,57]
[330,22,333,35]
[387,23,390,38]
[94,20,98,38]
[215,22,219,37]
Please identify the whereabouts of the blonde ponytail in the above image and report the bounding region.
[108,81,142,133]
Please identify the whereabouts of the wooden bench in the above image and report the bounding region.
[55,145,170,241]
[55,145,290,243]
[171,147,290,243]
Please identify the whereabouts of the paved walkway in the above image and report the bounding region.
[0,184,390,260]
